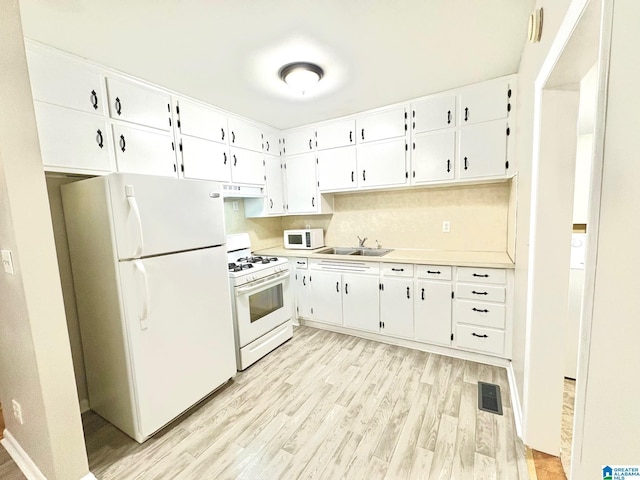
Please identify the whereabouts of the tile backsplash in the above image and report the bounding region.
[226,181,512,253]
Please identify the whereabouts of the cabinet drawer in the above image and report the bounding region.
[454,300,505,329]
[415,265,452,280]
[456,324,505,356]
[292,258,308,270]
[382,263,413,277]
[457,267,506,285]
[456,284,505,303]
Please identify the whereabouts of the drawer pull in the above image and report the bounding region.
[391,268,404,272]
[427,270,441,275]
[472,273,489,278]
[472,308,489,313]
[472,291,488,295]
[296,261,305,265]
[472,332,489,338]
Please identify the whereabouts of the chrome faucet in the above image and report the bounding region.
[357,236,367,248]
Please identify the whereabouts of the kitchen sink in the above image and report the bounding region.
[315,247,393,257]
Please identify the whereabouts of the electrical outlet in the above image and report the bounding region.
[442,221,451,233]
[232,201,239,211]
[12,399,23,425]
[1,249,15,274]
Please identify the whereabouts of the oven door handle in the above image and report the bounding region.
[235,270,289,296]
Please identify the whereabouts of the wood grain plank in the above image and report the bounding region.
[428,413,459,479]
[450,382,478,480]
[476,410,497,458]
[407,447,434,480]
[474,451,498,480]
[417,362,452,451]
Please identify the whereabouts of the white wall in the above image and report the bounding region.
[0,2,89,479]
[572,0,640,475]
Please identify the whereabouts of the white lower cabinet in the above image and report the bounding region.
[342,273,380,333]
[310,270,343,326]
[380,276,414,338]
[112,124,176,177]
[292,259,311,319]
[414,280,452,346]
[295,259,511,359]
[34,102,113,174]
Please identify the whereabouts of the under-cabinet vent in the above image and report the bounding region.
[478,382,503,415]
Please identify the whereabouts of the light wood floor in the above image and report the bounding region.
[82,326,527,479]
[0,326,528,479]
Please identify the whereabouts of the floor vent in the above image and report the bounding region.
[478,382,503,415]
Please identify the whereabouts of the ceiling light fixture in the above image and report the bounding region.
[278,62,324,95]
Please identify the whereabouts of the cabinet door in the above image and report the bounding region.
[380,277,414,339]
[357,138,407,188]
[228,117,263,152]
[229,147,265,185]
[342,273,379,333]
[458,120,508,179]
[180,135,230,182]
[34,102,112,173]
[411,95,456,133]
[415,280,452,346]
[264,156,285,214]
[285,153,318,214]
[356,107,406,143]
[316,119,355,150]
[27,47,106,115]
[459,78,512,126]
[295,269,312,319]
[106,77,172,131]
[262,132,281,157]
[317,146,357,192]
[284,127,316,156]
[112,124,177,177]
[412,130,455,183]
[175,98,227,143]
[310,271,342,325]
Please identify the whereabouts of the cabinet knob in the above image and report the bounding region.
[362,170,366,182]
[96,129,104,148]
[464,157,468,170]
[345,283,349,294]
[336,281,339,292]
[421,288,425,300]
[223,152,227,164]
[233,154,237,166]
[447,110,451,124]
[464,107,469,122]
[115,97,122,116]
[361,128,365,140]
[447,159,451,173]
[231,131,236,143]
[311,196,315,208]
[90,90,98,110]
[406,287,410,299]
[221,128,225,141]
[119,134,126,152]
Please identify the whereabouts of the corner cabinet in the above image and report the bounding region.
[289,257,513,360]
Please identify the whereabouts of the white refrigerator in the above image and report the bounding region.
[62,173,236,443]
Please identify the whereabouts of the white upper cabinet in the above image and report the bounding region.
[411,130,456,183]
[229,147,265,185]
[317,147,357,192]
[179,135,230,183]
[411,95,456,133]
[458,77,514,126]
[264,156,285,214]
[228,117,263,153]
[106,77,172,131]
[356,107,407,144]
[26,46,106,116]
[284,152,318,214]
[112,124,177,177]
[357,138,407,188]
[34,102,112,174]
[174,98,227,144]
[284,127,316,156]
[458,119,508,179]
[262,132,281,157]
[316,119,355,150]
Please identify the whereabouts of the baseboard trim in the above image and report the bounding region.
[1,429,47,480]
[1,429,98,480]
[507,362,524,438]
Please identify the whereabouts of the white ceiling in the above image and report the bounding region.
[18,0,534,130]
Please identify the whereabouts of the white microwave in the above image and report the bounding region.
[284,229,324,250]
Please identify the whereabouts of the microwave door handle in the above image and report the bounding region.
[235,270,289,296]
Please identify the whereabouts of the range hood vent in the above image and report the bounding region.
[221,184,265,198]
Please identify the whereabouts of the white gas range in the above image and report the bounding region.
[226,233,293,370]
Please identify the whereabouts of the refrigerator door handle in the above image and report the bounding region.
[134,260,150,330]
[125,186,144,258]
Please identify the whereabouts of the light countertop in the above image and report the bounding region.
[254,246,515,269]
